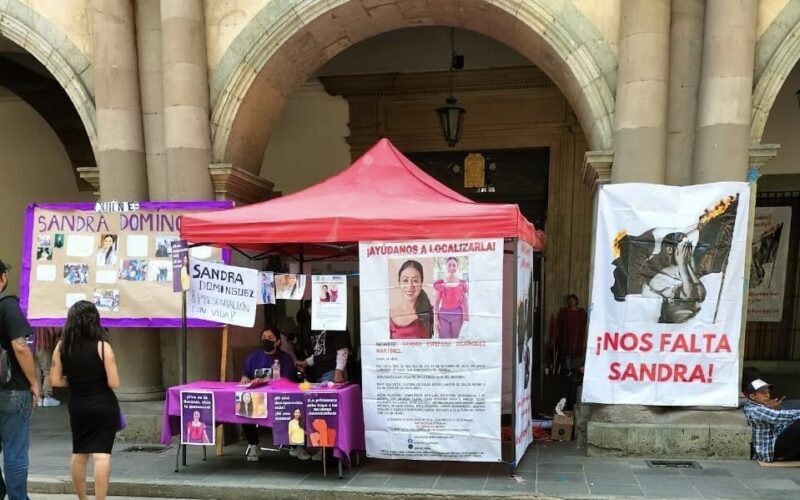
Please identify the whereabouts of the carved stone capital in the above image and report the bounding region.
[76,166,100,197]
[748,143,780,173]
[582,150,614,190]
[208,164,277,205]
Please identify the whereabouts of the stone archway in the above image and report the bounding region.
[0,0,97,156]
[751,2,800,143]
[210,0,617,173]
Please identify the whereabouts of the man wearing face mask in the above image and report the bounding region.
[240,327,295,461]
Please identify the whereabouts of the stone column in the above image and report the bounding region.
[135,0,168,200]
[666,0,705,186]
[160,0,214,200]
[611,0,670,184]
[90,0,163,401]
[692,0,757,183]
[160,0,219,383]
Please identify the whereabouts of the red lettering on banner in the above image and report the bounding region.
[607,362,715,383]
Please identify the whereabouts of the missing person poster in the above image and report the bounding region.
[258,271,276,305]
[748,207,792,322]
[306,393,339,448]
[22,201,231,327]
[359,238,503,462]
[311,275,347,330]
[187,259,259,327]
[514,240,534,464]
[583,182,750,407]
[180,391,215,445]
[275,273,306,300]
[270,393,306,446]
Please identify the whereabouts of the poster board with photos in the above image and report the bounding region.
[21,201,232,327]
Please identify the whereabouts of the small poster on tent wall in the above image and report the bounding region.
[311,275,347,330]
[359,238,503,462]
[171,240,189,293]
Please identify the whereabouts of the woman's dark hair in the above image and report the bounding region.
[446,256,458,265]
[62,300,108,356]
[100,234,115,265]
[398,260,433,337]
[296,300,311,327]
[238,394,254,416]
[567,294,579,304]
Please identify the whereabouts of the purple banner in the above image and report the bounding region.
[270,393,306,446]
[305,392,339,448]
[180,391,215,446]
[20,201,233,328]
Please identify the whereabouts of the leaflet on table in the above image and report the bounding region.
[311,275,347,330]
[180,391,215,446]
[359,238,503,462]
[514,240,535,464]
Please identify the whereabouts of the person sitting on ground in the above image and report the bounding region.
[239,326,296,462]
[743,378,800,463]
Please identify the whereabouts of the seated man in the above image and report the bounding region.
[240,326,297,462]
[743,378,800,463]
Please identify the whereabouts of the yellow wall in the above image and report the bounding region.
[0,87,94,294]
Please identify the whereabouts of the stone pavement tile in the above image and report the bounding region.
[346,473,391,488]
[297,473,350,488]
[685,476,747,488]
[433,473,489,492]
[640,482,701,498]
[682,467,734,477]
[537,471,584,483]
[583,462,634,474]
[384,472,439,490]
[741,478,800,490]
[752,490,800,500]
[484,473,534,494]
[634,467,684,476]
[536,480,590,496]
[794,478,800,487]
[588,483,645,497]
[515,454,537,471]
[441,461,490,474]
[538,462,583,473]
[691,484,758,499]
[585,472,639,485]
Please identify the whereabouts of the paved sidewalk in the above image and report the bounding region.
[28,405,800,499]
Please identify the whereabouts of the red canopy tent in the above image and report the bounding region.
[180,138,543,251]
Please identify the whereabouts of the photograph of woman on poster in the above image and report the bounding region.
[237,392,253,417]
[389,260,433,339]
[319,284,331,303]
[185,410,211,444]
[180,255,190,292]
[433,257,469,339]
[96,234,118,267]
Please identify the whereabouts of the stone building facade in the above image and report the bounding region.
[2,0,800,454]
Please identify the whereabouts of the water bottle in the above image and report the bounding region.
[271,359,280,381]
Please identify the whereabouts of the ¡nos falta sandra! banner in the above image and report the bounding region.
[359,238,503,462]
[748,206,792,322]
[583,182,750,407]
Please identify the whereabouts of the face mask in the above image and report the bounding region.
[261,340,276,352]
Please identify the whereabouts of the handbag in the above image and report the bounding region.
[99,339,126,432]
[118,408,127,431]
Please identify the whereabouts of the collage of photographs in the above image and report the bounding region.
[34,232,186,312]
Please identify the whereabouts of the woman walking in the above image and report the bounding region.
[50,301,121,500]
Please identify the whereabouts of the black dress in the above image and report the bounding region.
[61,339,120,454]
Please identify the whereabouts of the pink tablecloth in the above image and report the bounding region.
[160,380,365,462]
